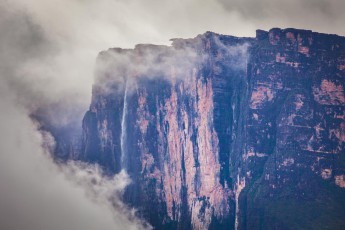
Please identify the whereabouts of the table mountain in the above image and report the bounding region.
[44,28,345,229]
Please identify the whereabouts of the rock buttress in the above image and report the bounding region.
[76,28,345,229]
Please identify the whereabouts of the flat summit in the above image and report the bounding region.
[47,28,345,229]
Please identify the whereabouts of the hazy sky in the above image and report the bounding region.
[1,0,345,229]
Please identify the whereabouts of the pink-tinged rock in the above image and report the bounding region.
[269,30,280,45]
[141,153,155,173]
[329,122,345,142]
[338,65,345,70]
[250,86,274,109]
[286,32,296,42]
[335,175,345,188]
[313,80,345,105]
[321,169,332,180]
[163,84,183,219]
[151,67,231,228]
[276,53,286,63]
[282,158,295,167]
[298,46,309,55]
[294,94,305,110]
[136,90,151,135]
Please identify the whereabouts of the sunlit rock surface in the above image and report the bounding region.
[48,28,345,229]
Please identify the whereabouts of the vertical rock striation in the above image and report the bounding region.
[48,28,345,229]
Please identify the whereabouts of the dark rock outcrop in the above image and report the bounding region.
[50,28,345,229]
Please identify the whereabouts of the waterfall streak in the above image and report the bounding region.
[120,81,128,170]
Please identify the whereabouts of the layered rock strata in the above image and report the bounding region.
[49,28,345,229]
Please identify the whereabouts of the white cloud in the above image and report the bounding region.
[0,81,149,229]
[1,0,344,229]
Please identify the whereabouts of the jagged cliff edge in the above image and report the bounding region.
[43,28,345,230]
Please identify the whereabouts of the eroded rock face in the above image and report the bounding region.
[242,28,345,230]
[50,28,345,229]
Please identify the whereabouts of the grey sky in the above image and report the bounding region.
[1,0,345,229]
[218,0,345,36]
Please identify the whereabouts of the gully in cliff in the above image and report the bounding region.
[45,28,345,230]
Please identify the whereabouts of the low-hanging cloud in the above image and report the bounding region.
[0,82,149,230]
[213,36,250,70]
[4,0,345,128]
[1,0,345,229]
[0,1,149,229]
[94,35,251,97]
[94,43,206,94]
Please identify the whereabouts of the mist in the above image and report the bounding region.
[0,81,150,229]
[1,0,345,229]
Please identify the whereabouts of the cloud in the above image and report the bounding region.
[212,36,250,70]
[4,0,344,129]
[93,43,205,95]
[217,0,345,36]
[1,0,345,229]
[0,2,238,228]
[0,81,149,230]
[61,163,150,229]
[93,34,251,97]
[0,2,149,229]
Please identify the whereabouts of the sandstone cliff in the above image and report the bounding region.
[49,28,345,229]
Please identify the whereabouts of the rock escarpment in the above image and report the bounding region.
[54,28,345,229]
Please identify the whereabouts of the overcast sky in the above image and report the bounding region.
[1,0,345,229]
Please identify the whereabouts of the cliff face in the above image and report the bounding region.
[64,28,345,229]
[239,29,345,230]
